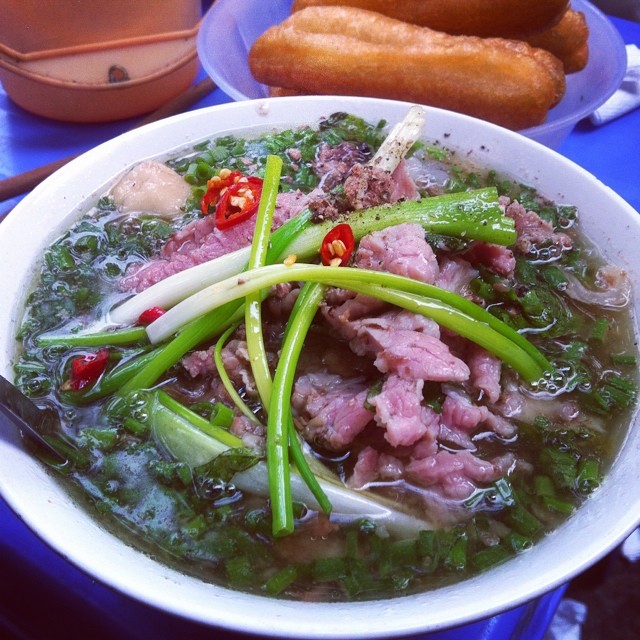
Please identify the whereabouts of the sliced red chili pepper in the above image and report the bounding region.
[214,175,263,230]
[200,170,243,215]
[67,348,110,391]
[138,306,166,325]
[320,223,355,267]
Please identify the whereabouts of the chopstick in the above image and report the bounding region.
[0,76,217,204]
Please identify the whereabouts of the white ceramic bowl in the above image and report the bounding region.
[197,0,627,148]
[1,97,639,639]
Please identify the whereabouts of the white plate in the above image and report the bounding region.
[197,0,627,148]
[1,97,639,638]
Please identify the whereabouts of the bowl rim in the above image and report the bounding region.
[0,46,199,91]
[0,21,202,62]
[1,96,639,639]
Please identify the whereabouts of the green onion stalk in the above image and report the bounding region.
[58,187,520,405]
[267,281,330,535]
[240,155,332,534]
[106,187,512,328]
[245,154,282,408]
[213,322,260,425]
[146,263,553,384]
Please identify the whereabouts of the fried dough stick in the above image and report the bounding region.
[249,7,566,130]
[526,9,590,74]
[291,0,569,38]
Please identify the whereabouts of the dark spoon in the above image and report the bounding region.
[0,373,69,464]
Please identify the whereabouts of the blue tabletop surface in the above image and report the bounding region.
[0,11,638,640]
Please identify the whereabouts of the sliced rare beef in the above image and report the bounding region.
[406,450,515,500]
[461,241,516,278]
[349,443,515,503]
[465,343,503,403]
[502,196,573,257]
[368,374,440,448]
[119,190,315,292]
[291,373,374,451]
[347,446,404,489]
[181,315,287,397]
[389,160,421,201]
[354,222,439,284]
[321,293,388,340]
[264,282,302,320]
[434,256,478,296]
[231,414,266,451]
[438,386,515,451]
[351,324,470,382]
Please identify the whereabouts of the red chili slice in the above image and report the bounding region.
[214,176,263,230]
[320,223,355,267]
[200,170,243,215]
[138,306,166,325]
[68,348,110,391]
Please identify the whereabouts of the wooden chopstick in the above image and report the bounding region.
[0,76,217,203]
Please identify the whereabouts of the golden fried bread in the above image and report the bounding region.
[526,9,589,73]
[291,0,570,38]
[249,6,566,130]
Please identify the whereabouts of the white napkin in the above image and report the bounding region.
[544,598,588,640]
[621,527,640,562]
[590,44,640,125]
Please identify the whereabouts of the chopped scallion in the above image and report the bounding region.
[263,565,299,595]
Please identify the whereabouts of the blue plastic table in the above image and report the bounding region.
[1,12,638,640]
